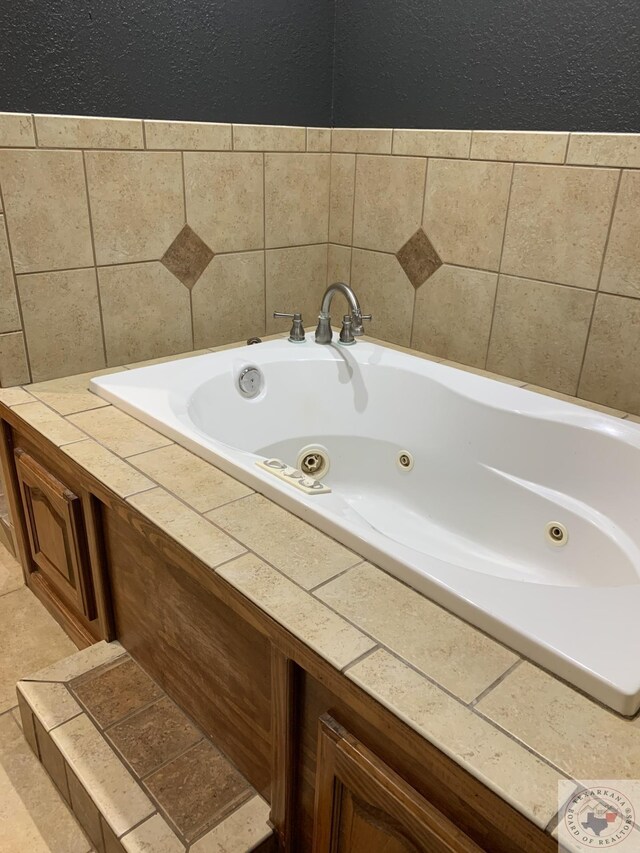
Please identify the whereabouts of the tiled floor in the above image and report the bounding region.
[0,541,94,852]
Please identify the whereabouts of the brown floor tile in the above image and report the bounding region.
[101,814,126,853]
[34,717,70,804]
[106,696,202,778]
[67,767,105,853]
[17,691,39,757]
[144,739,253,841]
[71,658,163,728]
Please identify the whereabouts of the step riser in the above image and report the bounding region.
[16,640,274,853]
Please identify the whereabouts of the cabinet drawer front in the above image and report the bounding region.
[15,448,95,620]
[313,715,485,853]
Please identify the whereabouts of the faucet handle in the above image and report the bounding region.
[352,312,372,336]
[273,311,306,343]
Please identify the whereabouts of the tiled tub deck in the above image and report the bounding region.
[1,335,640,850]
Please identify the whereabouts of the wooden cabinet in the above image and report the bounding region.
[312,716,483,853]
[0,417,109,647]
[15,448,95,620]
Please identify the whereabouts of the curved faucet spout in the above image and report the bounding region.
[315,281,368,344]
[320,282,363,321]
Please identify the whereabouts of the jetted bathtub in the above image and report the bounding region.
[91,335,640,714]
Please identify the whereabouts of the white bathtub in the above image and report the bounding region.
[91,335,640,714]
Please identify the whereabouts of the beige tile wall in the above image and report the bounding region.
[326,127,640,415]
[1,112,640,416]
[0,112,330,384]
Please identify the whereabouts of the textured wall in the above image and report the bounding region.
[333,0,640,131]
[2,0,639,130]
[0,0,333,126]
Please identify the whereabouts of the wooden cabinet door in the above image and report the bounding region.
[15,448,95,620]
[312,715,485,853]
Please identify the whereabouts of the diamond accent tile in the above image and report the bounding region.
[396,227,442,289]
[161,225,214,289]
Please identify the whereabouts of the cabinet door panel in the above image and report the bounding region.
[337,792,421,852]
[15,448,95,619]
[313,715,484,853]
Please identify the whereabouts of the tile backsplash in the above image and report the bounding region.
[1,114,639,416]
[327,127,640,415]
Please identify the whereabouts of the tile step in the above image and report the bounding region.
[16,640,274,853]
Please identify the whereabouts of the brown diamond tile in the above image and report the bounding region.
[144,739,253,841]
[396,227,442,288]
[161,224,214,289]
[107,696,202,778]
[71,658,163,728]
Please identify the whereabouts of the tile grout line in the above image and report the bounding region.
[0,180,32,384]
[0,134,638,168]
[81,150,109,368]
[180,151,196,351]
[31,114,39,147]
[348,154,358,282]
[60,756,94,852]
[116,810,161,843]
[340,643,382,674]
[308,560,366,593]
[8,243,335,280]
[136,734,206,784]
[327,243,638,299]
[327,153,335,281]
[262,152,267,334]
[545,781,581,835]
[469,658,523,706]
[574,167,623,397]
[484,162,516,369]
[123,458,255,513]
[409,156,431,347]
[470,705,576,783]
[324,149,331,253]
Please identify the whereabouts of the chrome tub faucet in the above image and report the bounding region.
[315,282,371,345]
[273,283,371,345]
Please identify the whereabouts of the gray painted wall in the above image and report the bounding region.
[0,0,334,126]
[332,0,640,131]
[1,0,638,131]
